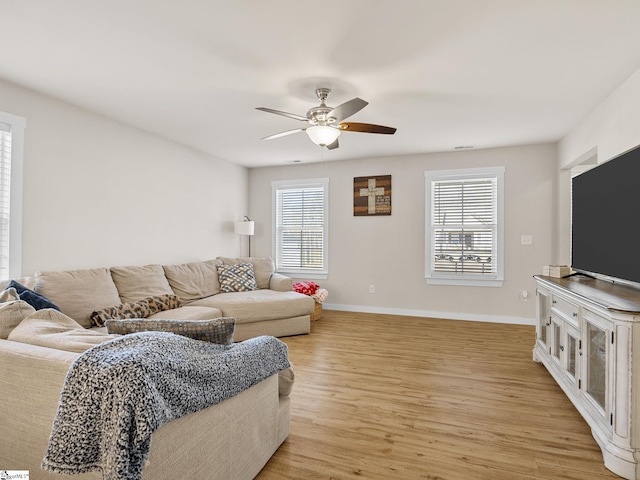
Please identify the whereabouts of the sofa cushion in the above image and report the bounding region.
[279,365,295,396]
[35,268,122,329]
[190,289,314,323]
[147,305,224,320]
[104,317,236,345]
[6,279,60,311]
[163,259,223,302]
[217,263,258,293]
[8,309,119,353]
[0,288,36,339]
[217,257,275,289]
[110,264,174,303]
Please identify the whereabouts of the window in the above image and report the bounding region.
[425,167,504,287]
[0,111,25,279]
[272,178,329,279]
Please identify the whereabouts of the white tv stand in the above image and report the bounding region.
[534,274,640,479]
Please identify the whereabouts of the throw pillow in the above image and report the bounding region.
[90,294,182,327]
[90,299,153,327]
[6,279,60,311]
[146,294,182,314]
[216,263,258,293]
[0,288,36,339]
[104,317,236,345]
[216,257,274,289]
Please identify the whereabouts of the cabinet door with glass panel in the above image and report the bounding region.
[561,322,581,391]
[536,288,551,353]
[581,311,612,427]
[550,314,563,367]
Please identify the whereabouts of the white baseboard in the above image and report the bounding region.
[322,303,535,326]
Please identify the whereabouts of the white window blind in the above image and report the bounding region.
[425,167,504,287]
[0,123,12,280]
[0,111,25,280]
[273,179,329,277]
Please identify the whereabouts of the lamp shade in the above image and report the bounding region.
[234,220,255,236]
[306,125,341,146]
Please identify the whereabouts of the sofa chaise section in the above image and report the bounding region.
[0,338,290,480]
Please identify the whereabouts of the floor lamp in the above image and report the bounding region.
[234,216,255,257]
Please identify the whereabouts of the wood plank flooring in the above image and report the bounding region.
[256,310,621,480]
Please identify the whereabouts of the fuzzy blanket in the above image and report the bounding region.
[41,332,290,480]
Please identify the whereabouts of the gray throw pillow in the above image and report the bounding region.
[216,263,258,293]
[104,317,236,345]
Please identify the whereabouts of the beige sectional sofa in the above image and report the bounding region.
[26,256,314,341]
[0,256,313,479]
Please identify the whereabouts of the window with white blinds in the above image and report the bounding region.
[0,123,11,279]
[425,167,504,287]
[0,112,25,280]
[272,178,329,278]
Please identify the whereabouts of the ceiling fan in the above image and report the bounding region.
[256,88,396,150]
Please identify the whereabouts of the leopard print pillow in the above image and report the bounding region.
[146,294,181,313]
[90,300,152,327]
[91,294,182,327]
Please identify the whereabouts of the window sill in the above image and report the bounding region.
[425,277,504,287]
[277,270,328,281]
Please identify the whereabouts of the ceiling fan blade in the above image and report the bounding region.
[328,98,368,122]
[255,107,307,122]
[261,128,305,141]
[326,138,339,150]
[339,122,397,135]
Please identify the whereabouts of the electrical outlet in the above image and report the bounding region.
[521,235,533,245]
[369,284,375,294]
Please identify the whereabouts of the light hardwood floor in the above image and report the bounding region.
[256,310,621,480]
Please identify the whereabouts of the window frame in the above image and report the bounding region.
[272,178,329,279]
[424,166,504,287]
[0,111,25,279]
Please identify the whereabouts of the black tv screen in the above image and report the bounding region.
[572,144,640,286]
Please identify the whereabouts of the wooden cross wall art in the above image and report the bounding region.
[353,175,392,216]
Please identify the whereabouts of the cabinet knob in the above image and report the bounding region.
[560,345,564,351]
[579,351,583,356]
[552,300,557,304]
[573,312,578,317]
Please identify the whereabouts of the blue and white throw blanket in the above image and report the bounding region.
[42,332,290,480]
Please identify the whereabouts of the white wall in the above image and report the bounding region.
[557,66,640,264]
[0,78,248,275]
[249,144,556,324]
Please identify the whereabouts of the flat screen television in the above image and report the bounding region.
[571,143,640,288]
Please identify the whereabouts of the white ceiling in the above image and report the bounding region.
[1,0,640,168]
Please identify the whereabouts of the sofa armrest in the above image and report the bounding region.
[269,273,293,292]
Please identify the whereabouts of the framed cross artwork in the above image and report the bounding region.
[353,175,391,216]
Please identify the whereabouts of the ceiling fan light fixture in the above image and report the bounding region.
[306,125,340,146]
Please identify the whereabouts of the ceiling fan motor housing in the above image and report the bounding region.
[307,106,335,125]
[307,88,336,126]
